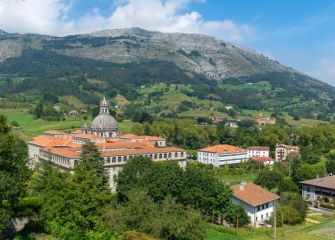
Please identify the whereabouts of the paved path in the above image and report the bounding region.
[308,206,334,215]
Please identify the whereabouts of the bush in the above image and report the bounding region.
[224,204,250,227]
[275,205,303,226]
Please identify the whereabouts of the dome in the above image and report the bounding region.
[91,114,118,130]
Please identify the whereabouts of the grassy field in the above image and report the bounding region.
[206,213,335,240]
[1,109,135,141]
[215,171,258,185]
[59,95,86,108]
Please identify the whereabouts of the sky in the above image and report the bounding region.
[0,0,335,85]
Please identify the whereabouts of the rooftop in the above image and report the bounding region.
[232,182,279,207]
[247,146,270,151]
[199,144,246,154]
[301,175,335,190]
[250,157,274,162]
[119,134,165,141]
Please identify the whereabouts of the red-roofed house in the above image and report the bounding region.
[197,144,248,166]
[232,182,279,227]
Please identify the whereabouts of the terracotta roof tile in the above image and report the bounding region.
[232,182,279,207]
[250,157,274,162]
[199,144,246,154]
[247,146,269,151]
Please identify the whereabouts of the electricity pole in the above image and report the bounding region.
[273,193,277,240]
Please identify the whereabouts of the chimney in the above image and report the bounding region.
[239,181,246,191]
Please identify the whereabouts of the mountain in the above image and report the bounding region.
[0,28,334,119]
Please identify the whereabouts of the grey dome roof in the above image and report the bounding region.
[91,114,118,130]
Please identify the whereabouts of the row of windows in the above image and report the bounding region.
[104,152,185,164]
[256,212,269,222]
[257,203,269,212]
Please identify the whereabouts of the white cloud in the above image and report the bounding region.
[0,0,253,42]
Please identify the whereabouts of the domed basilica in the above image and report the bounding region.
[81,97,118,138]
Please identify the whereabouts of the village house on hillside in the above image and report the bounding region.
[257,112,276,126]
[275,144,300,161]
[197,144,248,166]
[232,182,280,227]
[28,98,187,191]
[301,175,335,208]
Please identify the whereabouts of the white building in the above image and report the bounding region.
[28,98,187,191]
[232,182,279,227]
[275,144,300,161]
[197,144,248,166]
[247,146,270,159]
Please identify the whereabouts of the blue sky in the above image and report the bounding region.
[0,0,335,85]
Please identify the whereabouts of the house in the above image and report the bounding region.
[68,110,78,115]
[224,121,238,129]
[247,146,270,159]
[28,98,187,191]
[257,112,276,126]
[275,144,300,161]
[197,144,248,167]
[212,116,225,124]
[250,157,275,166]
[301,175,335,208]
[232,182,280,227]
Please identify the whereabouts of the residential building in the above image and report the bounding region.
[224,121,238,129]
[247,146,270,159]
[249,157,275,166]
[212,116,225,124]
[197,144,248,166]
[232,182,279,227]
[301,175,335,207]
[28,98,187,191]
[275,144,300,161]
[257,112,276,126]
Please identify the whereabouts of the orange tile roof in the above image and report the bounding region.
[250,157,273,162]
[42,147,80,159]
[29,135,79,148]
[199,144,246,154]
[232,182,279,207]
[95,141,154,149]
[247,146,269,151]
[101,147,185,157]
[119,134,165,141]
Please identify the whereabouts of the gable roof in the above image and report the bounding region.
[247,146,270,151]
[199,144,246,154]
[301,176,335,190]
[232,182,279,207]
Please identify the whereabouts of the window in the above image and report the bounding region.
[175,152,178,157]
[106,157,111,164]
[261,215,263,220]
[168,153,171,158]
[112,157,116,163]
[164,153,167,158]
[118,157,122,162]
[256,217,258,221]
[266,213,268,218]
[159,154,162,159]
[257,206,260,211]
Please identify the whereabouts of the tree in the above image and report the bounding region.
[326,159,335,174]
[278,179,299,193]
[108,190,205,240]
[291,163,326,183]
[0,115,29,233]
[254,170,284,190]
[131,123,145,135]
[34,102,44,118]
[31,143,116,239]
[224,204,250,227]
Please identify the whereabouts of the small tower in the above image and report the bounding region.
[99,97,110,115]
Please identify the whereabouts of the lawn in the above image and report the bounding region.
[216,173,258,185]
[1,109,135,141]
[206,214,335,240]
